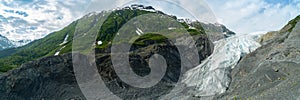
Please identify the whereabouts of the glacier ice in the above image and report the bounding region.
[182,33,262,97]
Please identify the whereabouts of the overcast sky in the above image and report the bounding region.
[0,0,299,41]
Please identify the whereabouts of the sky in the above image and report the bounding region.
[0,0,299,41]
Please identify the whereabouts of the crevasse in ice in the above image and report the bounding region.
[182,33,263,97]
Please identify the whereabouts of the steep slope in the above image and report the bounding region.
[216,15,300,99]
[176,19,235,42]
[0,5,215,99]
[0,4,231,73]
[193,22,236,42]
[0,22,77,72]
[0,5,155,72]
[161,33,261,100]
[0,54,85,99]
[182,34,261,97]
[0,34,15,50]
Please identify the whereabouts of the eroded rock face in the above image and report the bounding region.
[216,17,300,100]
[93,34,213,99]
[0,33,213,99]
[0,54,85,99]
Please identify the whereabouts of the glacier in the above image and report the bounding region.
[181,33,263,97]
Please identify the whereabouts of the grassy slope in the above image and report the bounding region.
[0,22,77,72]
[0,8,206,72]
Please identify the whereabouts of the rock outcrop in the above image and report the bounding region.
[0,32,213,99]
[0,54,85,99]
[194,22,235,42]
[216,15,300,99]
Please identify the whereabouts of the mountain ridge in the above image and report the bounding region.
[215,15,300,99]
[0,4,299,100]
[0,4,233,72]
[0,34,15,50]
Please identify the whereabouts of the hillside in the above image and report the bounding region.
[216,15,300,99]
[0,35,15,50]
[0,5,233,72]
[0,5,217,99]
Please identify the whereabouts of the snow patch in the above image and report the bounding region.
[136,28,144,35]
[54,46,66,56]
[189,26,196,29]
[177,18,196,24]
[60,34,69,46]
[168,27,176,30]
[97,41,103,45]
[54,51,60,56]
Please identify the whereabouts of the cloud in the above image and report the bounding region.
[99,0,300,34]
[0,0,92,41]
[206,0,300,34]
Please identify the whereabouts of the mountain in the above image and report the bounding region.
[11,40,32,47]
[0,4,233,73]
[0,35,31,51]
[215,15,300,99]
[1,4,298,100]
[0,34,15,50]
[176,19,235,42]
[0,21,77,72]
[193,22,236,42]
[0,5,218,99]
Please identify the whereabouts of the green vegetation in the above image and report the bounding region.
[285,15,300,32]
[188,29,203,35]
[132,33,168,46]
[97,9,156,47]
[0,7,207,72]
[0,21,77,72]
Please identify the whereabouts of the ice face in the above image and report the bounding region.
[182,33,262,97]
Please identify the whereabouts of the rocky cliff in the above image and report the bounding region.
[0,54,85,99]
[216,15,300,99]
[0,32,213,99]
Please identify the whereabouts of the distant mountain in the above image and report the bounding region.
[199,22,235,42]
[216,15,300,99]
[11,39,32,47]
[0,34,15,50]
[0,21,77,72]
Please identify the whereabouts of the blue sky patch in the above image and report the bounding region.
[3,10,29,17]
[265,0,292,5]
[15,11,29,17]
[4,10,14,13]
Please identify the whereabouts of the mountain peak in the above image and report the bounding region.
[0,34,15,50]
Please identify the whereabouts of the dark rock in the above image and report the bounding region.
[0,33,213,99]
[0,54,85,99]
